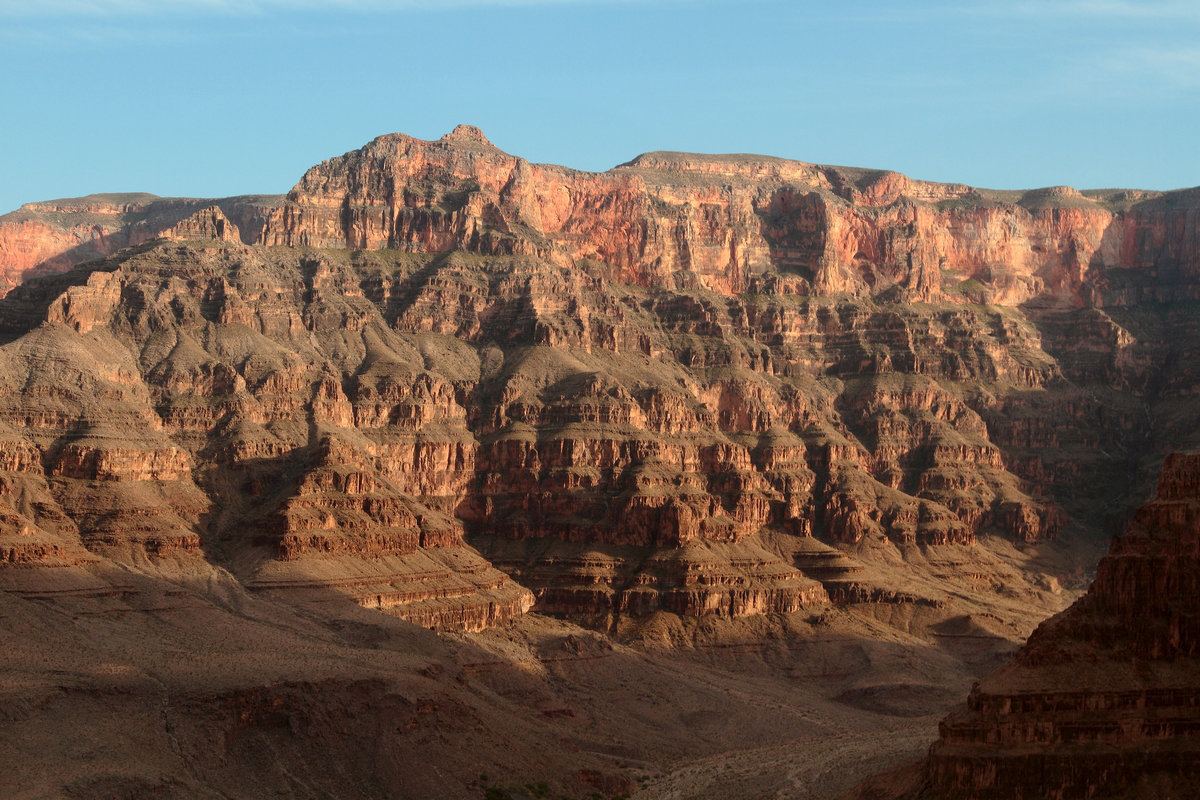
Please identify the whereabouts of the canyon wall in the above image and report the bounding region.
[0,193,281,296]
[0,232,1148,627]
[14,128,1194,313]
[9,129,1200,800]
[261,125,1200,308]
[0,234,1076,626]
[1,128,1199,629]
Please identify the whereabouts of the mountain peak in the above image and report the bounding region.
[439,124,494,148]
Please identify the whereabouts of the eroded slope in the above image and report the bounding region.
[921,453,1200,799]
[0,236,1102,631]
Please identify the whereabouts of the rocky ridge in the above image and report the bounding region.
[263,125,1200,308]
[911,452,1200,798]
[0,237,1075,630]
[0,192,281,296]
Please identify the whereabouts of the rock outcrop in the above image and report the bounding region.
[0,236,1065,626]
[923,452,1200,799]
[0,241,538,630]
[0,193,282,296]
[161,205,241,243]
[260,127,1200,308]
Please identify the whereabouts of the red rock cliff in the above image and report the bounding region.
[7,129,1199,312]
[4,130,1200,628]
[0,193,281,296]
[260,127,1200,307]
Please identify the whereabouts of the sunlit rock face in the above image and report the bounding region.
[0,194,281,297]
[262,126,1200,309]
[2,127,1200,629]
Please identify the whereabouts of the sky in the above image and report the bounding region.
[2,0,1198,213]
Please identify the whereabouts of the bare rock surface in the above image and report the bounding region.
[2,128,1200,797]
[262,129,1200,309]
[0,237,1097,627]
[884,452,1200,799]
[0,193,282,296]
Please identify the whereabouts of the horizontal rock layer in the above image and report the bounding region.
[262,126,1200,308]
[0,236,1086,624]
[0,193,282,297]
[11,127,1199,317]
[2,130,1200,629]
[924,452,1200,799]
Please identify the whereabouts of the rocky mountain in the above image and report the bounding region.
[262,125,1200,309]
[2,127,1200,798]
[5,126,1200,627]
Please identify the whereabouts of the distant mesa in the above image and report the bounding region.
[0,192,281,296]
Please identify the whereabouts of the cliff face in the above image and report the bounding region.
[2,128,1200,631]
[0,243,535,631]
[0,234,1079,627]
[9,130,1200,315]
[924,452,1200,799]
[260,126,1200,308]
[6,130,1200,800]
[0,193,281,296]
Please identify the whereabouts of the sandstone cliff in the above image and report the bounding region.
[10,130,1200,317]
[922,452,1200,799]
[0,235,1071,627]
[0,193,282,296]
[251,130,1200,560]
[3,128,1200,631]
[261,126,1200,309]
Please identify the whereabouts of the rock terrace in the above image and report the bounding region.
[2,127,1200,632]
[921,452,1200,799]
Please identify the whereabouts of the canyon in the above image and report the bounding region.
[1,127,1199,798]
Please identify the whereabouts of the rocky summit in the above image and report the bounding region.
[1,127,1200,798]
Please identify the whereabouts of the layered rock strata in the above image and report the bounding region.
[254,128,1200,539]
[0,237,1079,624]
[262,126,1200,309]
[0,242,536,630]
[2,128,1200,626]
[0,193,281,296]
[924,452,1200,799]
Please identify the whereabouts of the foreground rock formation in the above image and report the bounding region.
[919,452,1200,799]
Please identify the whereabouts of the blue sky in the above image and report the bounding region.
[2,0,1198,213]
